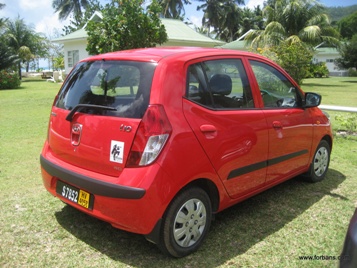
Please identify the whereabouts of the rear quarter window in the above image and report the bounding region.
[56,61,156,118]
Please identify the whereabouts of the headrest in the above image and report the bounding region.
[209,74,232,95]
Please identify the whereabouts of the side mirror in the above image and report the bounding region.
[304,92,321,108]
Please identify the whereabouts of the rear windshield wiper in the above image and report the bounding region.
[66,104,117,122]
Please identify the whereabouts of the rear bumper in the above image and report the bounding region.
[40,155,145,199]
[40,153,167,235]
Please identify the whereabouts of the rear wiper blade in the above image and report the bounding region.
[66,104,117,122]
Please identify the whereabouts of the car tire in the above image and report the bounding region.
[304,140,331,182]
[158,187,212,258]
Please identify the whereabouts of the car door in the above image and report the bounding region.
[248,59,314,183]
[183,58,269,199]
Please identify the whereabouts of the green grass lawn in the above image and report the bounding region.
[0,77,356,267]
[302,77,357,134]
[302,76,357,107]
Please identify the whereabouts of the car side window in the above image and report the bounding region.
[186,59,254,109]
[249,60,302,108]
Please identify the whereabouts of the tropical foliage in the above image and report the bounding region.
[62,0,102,34]
[3,17,48,77]
[245,0,340,48]
[0,3,6,29]
[0,42,19,70]
[0,5,19,71]
[53,56,65,71]
[338,11,357,39]
[327,4,357,23]
[158,0,190,19]
[2,0,354,83]
[306,62,329,78]
[86,0,167,55]
[255,42,313,84]
[336,34,357,71]
[196,0,246,41]
[0,70,21,89]
[238,7,264,36]
[52,0,89,21]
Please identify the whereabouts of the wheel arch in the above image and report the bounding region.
[145,178,220,245]
[181,178,220,214]
[322,134,333,151]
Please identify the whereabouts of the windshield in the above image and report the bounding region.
[55,60,156,118]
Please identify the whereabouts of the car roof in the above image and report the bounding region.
[82,47,264,63]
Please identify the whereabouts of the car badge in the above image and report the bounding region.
[71,123,82,146]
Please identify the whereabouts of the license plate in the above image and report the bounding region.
[56,180,94,210]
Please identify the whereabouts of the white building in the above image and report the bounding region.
[312,44,348,76]
[52,12,225,75]
[220,34,348,76]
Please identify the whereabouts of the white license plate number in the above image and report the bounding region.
[56,181,93,210]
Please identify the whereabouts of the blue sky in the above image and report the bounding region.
[0,0,356,36]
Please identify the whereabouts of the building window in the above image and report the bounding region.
[68,50,79,67]
[326,59,334,63]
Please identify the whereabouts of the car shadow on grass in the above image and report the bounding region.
[302,82,345,88]
[342,80,357,83]
[54,168,345,267]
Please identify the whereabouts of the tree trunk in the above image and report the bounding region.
[18,62,22,80]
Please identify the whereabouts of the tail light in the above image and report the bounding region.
[126,105,172,167]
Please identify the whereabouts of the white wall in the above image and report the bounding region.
[63,40,89,75]
[313,52,348,76]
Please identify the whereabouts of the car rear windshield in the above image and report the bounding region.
[55,60,156,118]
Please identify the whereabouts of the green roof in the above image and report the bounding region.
[220,39,247,50]
[52,28,87,42]
[52,18,225,47]
[160,18,224,46]
[314,47,339,54]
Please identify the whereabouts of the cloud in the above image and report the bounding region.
[19,0,52,11]
[245,0,266,9]
[188,15,202,28]
[1,0,67,34]
[35,13,68,35]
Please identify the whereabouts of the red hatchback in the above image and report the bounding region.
[40,47,332,257]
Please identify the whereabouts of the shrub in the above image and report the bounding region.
[254,42,313,85]
[335,113,357,134]
[306,62,330,78]
[0,70,21,89]
[347,68,357,77]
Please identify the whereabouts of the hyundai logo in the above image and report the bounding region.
[71,123,82,146]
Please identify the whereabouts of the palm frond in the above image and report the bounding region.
[265,21,286,36]
[300,25,321,42]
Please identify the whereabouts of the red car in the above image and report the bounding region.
[40,47,332,257]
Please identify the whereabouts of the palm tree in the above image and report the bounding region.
[238,6,264,36]
[0,3,7,29]
[197,0,225,36]
[196,0,244,38]
[245,0,340,48]
[158,0,191,19]
[217,2,241,42]
[52,0,89,21]
[0,42,19,71]
[4,17,46,77]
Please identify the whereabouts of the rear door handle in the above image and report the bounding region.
[272,121,283,129]
[200,124,217,139]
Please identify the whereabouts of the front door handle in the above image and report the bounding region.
[200,124,217,139]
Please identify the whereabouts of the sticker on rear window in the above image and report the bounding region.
[110,141,124,163]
